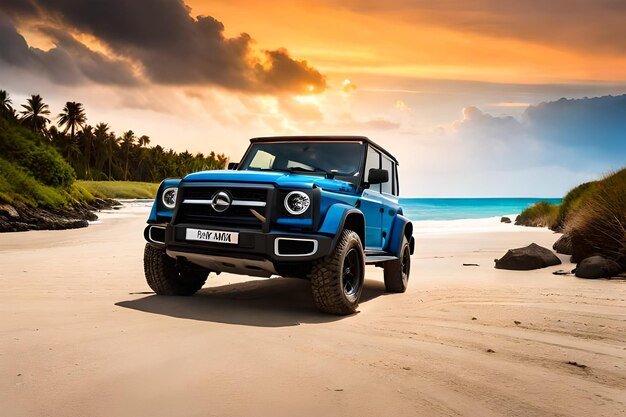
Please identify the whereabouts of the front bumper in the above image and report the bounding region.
[144,223,333,277]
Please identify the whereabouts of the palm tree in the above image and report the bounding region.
[148,145,165,181]
[20,94,51,134]
[135,135,152,179]
[58,101,87,145]
[0,90,13,117]
[121,130,135,181]
[79,125,94,177]
[105,132,120,180]
[93,123,110,174]
[138,135,151,147]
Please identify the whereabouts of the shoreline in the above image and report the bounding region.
[413,214,524,234]
[2,197,539,234]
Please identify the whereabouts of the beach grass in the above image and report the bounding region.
[77,180,159,199]
[565,168,626,263]
[516,201,560,228]
[553,181,596,230]
[515,167,626,266]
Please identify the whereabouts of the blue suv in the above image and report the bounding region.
[144,136,414,314]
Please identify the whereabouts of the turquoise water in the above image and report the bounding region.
[400,198,562,221]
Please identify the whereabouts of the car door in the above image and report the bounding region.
[379,155,401,250]
[359,146,383,250]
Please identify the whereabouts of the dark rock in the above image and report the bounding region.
[500,217,511,223]
[0,198,118,233]
[565,361,587,369]
[553,234,573,255]
[574,256,622,279]
[570,233,597,263]
[494,243,561,270]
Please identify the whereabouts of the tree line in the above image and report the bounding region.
[0,89,228,182]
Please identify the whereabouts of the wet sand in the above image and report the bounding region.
[1,206,624,417]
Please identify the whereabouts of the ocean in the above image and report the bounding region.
[400,198,562,221]
[125,197,562,223]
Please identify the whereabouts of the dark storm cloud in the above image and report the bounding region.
[0,12,138,85]
[0,0,39,19]
[335,0,626,53]
[0,0,326,93]
[454,95,626,168]
[523,95,626,150]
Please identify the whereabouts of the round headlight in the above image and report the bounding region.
[162,187,178,209]
[284,191,310,215]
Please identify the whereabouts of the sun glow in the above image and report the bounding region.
[294,94,320,105]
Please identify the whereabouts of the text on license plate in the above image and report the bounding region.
[185,228,239,244]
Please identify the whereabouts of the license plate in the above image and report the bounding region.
[185,228,239,245]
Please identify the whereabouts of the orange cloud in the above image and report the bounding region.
[188,0,626,84]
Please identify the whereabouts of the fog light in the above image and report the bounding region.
[284,191,310,215]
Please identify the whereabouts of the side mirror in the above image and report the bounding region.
[368,168,389,185]
[227,162,239,170]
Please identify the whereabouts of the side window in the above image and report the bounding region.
[364,146,381,192]
[381,155,393,195]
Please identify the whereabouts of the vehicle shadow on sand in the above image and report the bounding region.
[116,278,387,327]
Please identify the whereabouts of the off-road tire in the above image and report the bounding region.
[144,244,208,296]
[309,229,365,315]
[384,236,411,293]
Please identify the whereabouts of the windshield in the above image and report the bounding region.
[239,142,365,186]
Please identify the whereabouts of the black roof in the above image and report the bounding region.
[249,136,398,164]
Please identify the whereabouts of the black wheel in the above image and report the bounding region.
[143,244,208,296]
[384,236,411,293]
[309,229,365,315]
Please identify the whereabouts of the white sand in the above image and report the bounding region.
[1,204,624,417]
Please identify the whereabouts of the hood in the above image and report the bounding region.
[183,170,357,193]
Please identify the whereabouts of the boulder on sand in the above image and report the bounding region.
[500,217,511,223]
[553,234,573,255]
[574,256,622,279]
[495,243,561,270]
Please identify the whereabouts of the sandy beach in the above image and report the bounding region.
[1,204,624,417]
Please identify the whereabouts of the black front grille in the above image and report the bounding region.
[183,187,266,202]
[175,186,269,229]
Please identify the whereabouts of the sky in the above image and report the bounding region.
[1,0,625,197]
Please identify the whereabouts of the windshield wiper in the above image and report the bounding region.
[286,166,325,174]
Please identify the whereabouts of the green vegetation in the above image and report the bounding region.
[565,168,626,265]
[1,88,228,184]
[0,88,228,210]
[516,201,560,228]
[78,181,159,199]
[517,181,596,230]
[551,181,595,231]
[0,157,96,207]
[0,114,86,208]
